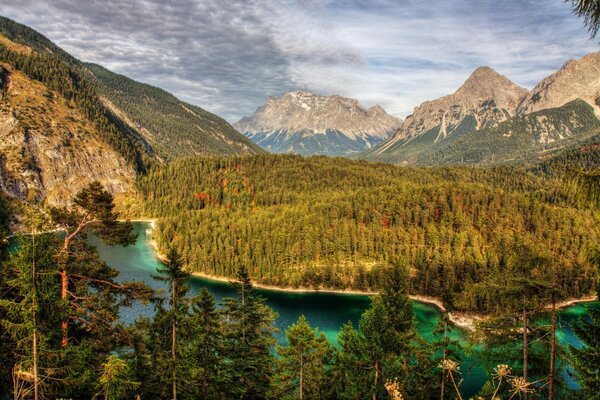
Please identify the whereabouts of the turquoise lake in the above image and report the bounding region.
[90,222,596,398]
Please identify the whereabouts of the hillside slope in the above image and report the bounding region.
[135,154,599,312]
[86,63,263,160]
[365,67,528,162]
[0,16,262,204]
[517,51,600,116]
[0,59,134,205]
[417,100,600,166]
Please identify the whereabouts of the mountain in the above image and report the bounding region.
[365,67,529,163]
[0,16,260,204]
[234,91,401,156]
[517,51,600,116]
[417,100,600,166]
[85,63,262,161]
[0,44,135,205]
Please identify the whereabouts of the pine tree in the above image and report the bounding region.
[96,355,140,400]
[189,288,223,400]
[49,181,138,347]
[269,315,332,400]
[571,307,600,399]
[221,266,277,399]
[152,247,190,400]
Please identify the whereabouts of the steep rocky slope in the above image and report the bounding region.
[234,91,401,156]
[417,100,600,166]
[517,51,600,116]
[0,16,262,205]
[366,67,529,162]
[0,61,134,205]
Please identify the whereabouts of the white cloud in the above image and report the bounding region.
[1,0,598,121]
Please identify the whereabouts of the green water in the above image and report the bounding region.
[89,222,596,398]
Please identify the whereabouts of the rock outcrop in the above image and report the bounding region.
[0,64,134,205]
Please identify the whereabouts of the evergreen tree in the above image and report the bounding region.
[189,288,224,400]
[571,307,600,399]
[95,354,140,400]
[221,266,277,399]
[269,315,332,400]
[49,181,138,348]
[331,264,421,400]
[152,247,190,400]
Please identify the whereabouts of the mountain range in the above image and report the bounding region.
[0,16,261,205]
[364,52,600,165]
[1,14,599,206]
[234,91,401,156]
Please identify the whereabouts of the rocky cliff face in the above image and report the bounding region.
[368,67,529,159]
[517,51,600,116]
[234,91,401,156]
[0,63,134,206]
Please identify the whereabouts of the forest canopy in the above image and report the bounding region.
[132,154,600,313]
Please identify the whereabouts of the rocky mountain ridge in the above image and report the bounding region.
[366,52,600,164]
[516,51,600,116]
[0,16,261,205]
[367,67,529,158]
[234,91,401,156]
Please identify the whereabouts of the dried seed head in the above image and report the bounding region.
[385,379,403,400]
[493,364,512,378]
[510,376,535,394]
[438,358,460,372]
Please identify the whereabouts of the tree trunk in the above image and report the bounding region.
[32,228,38,400]
[60,267,68,347]
[172,282,177,400]
[549,293,556,400]
[373,360,379,400]
[523,305,528,400]
[440,317,448,400]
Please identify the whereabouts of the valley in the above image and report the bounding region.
[0,8,599,400]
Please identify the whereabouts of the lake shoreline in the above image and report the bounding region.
[140,219,597,332]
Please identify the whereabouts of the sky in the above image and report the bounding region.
[1,0,599,122]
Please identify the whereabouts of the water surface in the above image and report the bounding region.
[90,222,596,398]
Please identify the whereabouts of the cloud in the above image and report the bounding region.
[1,0,598,121]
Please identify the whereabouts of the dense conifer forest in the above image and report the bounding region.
[132,154,600,313]
[0,182,597,399]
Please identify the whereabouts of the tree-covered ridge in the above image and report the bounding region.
[85,63,264,160]
[135,155,599,312]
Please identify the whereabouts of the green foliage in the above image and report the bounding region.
[138,154,599,313]
[96,355,140,400]
[570,307,600,399]
[570,0,600,38]
[188,288,224,399]
[269,315,333,400]
[221,266,277,399]
[329,268,439,399]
